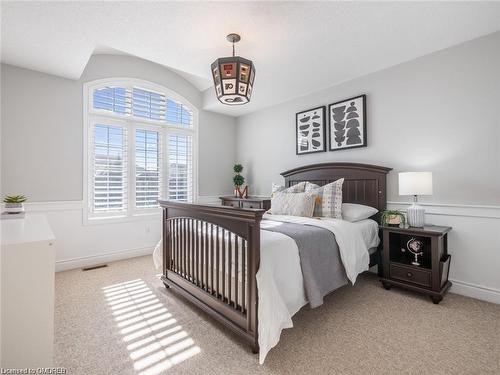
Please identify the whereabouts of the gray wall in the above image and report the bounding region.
[1,55,237,201]
[3,32,500,204]
[236,32,500,205]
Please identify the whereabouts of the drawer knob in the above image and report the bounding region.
[407,272,413,278]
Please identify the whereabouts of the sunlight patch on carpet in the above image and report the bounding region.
[103,279,200,374]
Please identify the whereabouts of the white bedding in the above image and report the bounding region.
[257,214,375,363]
[152,215,379,364]
[354,218,380,252]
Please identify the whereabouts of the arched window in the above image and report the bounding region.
[83,78,198,222]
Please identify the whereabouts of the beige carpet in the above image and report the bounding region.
[55,255,499,375]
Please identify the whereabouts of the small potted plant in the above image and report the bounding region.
[233,164,248,198]
[3,194,27,214]
[381,209,406,227]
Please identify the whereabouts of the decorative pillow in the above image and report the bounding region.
[341,203,378,222]
[304,179,344,218]
[269,191,317,217]
[271,181,306,197]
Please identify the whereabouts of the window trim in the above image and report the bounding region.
[133,124,163,213]
[83,78,199,225]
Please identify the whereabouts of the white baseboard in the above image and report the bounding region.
[55,246,155,272]
[449,279,500,304]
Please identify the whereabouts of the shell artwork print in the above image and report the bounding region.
[329,95,366,151]
[296,106,326,155]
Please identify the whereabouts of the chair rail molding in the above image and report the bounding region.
[24,201,84,212]
[387,201,500,219]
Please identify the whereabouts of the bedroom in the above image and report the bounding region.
[0,1,499,374]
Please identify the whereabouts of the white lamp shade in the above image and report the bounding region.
[399,172,433,196]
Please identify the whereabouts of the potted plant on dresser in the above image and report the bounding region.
[233,164,248,198]
[3,194,27,214]
[220,164,269,209]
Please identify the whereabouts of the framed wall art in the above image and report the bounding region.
[296,106,326,155]
[328,95,366,151]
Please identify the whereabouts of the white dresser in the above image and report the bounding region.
[1,214,55,368]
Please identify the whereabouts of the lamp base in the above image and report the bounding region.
[407,202,425,227]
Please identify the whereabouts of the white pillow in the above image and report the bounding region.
[271,181,306,197]
[342,203,378,222]
[304,179,344,219]
[269,191,317,217]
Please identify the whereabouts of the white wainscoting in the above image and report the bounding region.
[388,201,500,304]
[25,201,161,272]
[23,199,499,304]
[25,197,221,272]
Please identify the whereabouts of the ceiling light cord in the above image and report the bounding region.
[226,33,240,57]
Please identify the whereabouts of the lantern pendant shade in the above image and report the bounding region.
[211,35,256,105]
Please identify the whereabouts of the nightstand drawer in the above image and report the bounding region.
[390,264,432,288]
[219,196,271,210]
[222,200,240,208]
[241,201,261,209]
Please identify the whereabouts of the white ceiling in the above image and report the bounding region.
[2,1,500,117]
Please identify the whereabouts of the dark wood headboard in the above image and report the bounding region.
[281,162,392,213]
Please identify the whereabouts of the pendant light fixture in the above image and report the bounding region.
[211,33,255,105]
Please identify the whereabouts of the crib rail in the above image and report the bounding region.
[159,200,264,352]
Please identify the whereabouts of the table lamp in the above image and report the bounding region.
[399,172,433,227]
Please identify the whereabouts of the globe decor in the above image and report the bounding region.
[211,34,256,105]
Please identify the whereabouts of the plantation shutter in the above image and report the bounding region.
[168,134,193,202]
[93,87,130,115]
[92,124,127,212]
[93,86,193,128]
[135,129,161,208]
[87,81,197,220]
[166,99,193,128]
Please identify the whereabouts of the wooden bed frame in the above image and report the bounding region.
[159,162,391,353]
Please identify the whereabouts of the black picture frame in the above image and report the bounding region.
[328,94,367,151]
[295,105,326,155]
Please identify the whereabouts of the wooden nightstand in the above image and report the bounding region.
[380,225,452,304]
[219,196,271,210]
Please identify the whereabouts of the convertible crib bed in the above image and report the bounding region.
[159,162,391,354]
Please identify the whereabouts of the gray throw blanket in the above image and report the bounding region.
[262,220,348,308]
